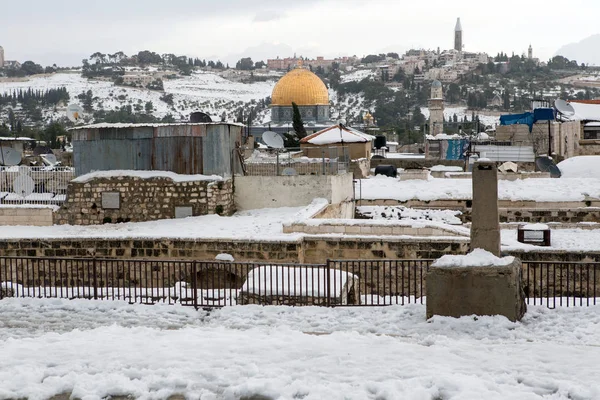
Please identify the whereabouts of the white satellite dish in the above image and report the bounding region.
[13,174,35,198]
[0,146,22,166]
[40,153,58,166]
[66,103,84,123]
[262,131,284,149]
[554,99,575,117]
[282,167,298,176]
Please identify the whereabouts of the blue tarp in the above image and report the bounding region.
[500,108,556,132]
[500,112,534,130]
[445,139,469,160]
[533,108,555,122]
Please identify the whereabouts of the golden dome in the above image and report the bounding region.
[271,68,329,107]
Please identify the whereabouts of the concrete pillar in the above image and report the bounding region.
[470,160,500,256]
[426,256,527,322]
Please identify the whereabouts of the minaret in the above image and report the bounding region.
[0,46,4,68]
[454,18,463,52]
[429,80,444,136]
[528,44,533,60]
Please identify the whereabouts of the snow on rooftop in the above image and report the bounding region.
[563,101,600,122]
[432,249,515,268]
[0,137,34,141]
[301,125,374,145]
[521,223,549,231]
[557,156,600,179]
[73,170,223,183]
[358,176,600,202]
[70,121,245,130]
[0,199,329,241]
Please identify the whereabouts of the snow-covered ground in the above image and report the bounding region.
[340,68,376,83]
[0,298,599,399]
[357,205,463,225]
[0,200,326,241]
[358,176,600,202]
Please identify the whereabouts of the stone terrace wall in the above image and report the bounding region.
[55,176,234,225]
[0,207,54,226]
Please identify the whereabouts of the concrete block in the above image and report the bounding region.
[426,258,527,322]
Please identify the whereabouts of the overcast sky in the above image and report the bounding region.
[1,0,597,67]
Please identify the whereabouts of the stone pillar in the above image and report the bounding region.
[471,160,500,256]
[426,255,527,322]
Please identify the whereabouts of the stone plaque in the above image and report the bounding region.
[175,206,193,219]
[523,230,544,242]
[101,192,120,210]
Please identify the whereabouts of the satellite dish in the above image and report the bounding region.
[190,111,213,123]
[13,174,35,198]
[33,146,54,156]
[536,157,562,178]
[0,146,22,166]
[40,154,58,166]
[554,99,575,117]
[262,131,284,149]
[66,104,84,123]
[281,167,298,176]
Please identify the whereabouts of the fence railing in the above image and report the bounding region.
[0,166,74,205]
[1,257,599,308]
[244,147,349,176]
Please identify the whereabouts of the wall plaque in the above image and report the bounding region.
[175,206,193,219]
[102,192,120,209]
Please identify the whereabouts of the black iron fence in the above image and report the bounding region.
[0,257,599,308]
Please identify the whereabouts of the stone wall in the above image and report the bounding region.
[235,173,354,210]
[0,207,54,226]
[284,221,465,237]
[3,237,600,300]
[370,158,464,170]
[54,176,234,225]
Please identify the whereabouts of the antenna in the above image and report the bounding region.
[554,99,575,117]
[262,131,284,149]
[0,146,22,166]
[66,104,84,123]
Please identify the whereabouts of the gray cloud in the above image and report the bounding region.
[253,10,286,23]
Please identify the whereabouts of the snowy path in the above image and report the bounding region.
[1,299,600,399]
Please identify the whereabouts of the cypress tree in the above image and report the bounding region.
[292,102,307,138]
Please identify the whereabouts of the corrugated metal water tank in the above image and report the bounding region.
[72,123,243,176]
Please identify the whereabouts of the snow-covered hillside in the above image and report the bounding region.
[421,106,501,128]
[0,71,277,124]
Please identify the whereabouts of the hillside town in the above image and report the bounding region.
[1,6,600,400]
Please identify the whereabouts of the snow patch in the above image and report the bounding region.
[432,248,515,268]
[73,170,223,183]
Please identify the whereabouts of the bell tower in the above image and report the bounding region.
[454,18,463,52]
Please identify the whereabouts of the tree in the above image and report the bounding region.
[292,102,307,138]
[43,122,67,149]
[236,57,254,70]
[145,101,154,114]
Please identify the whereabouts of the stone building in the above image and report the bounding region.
[0,46,4,68]
[428,80,445,136]
[455,18,463,52]
[270,65,331,124]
